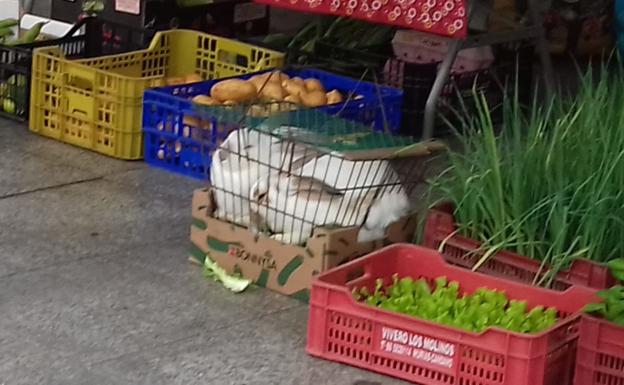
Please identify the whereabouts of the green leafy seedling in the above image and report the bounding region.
[584,286,624,326]
[607,259,624,281]
[354,275,558,334]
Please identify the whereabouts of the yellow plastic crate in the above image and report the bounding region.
[28,30,284,160]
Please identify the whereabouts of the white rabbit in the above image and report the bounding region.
[299,154,411,239]
[298,154,400,190]
[249,172,377,244]
[357,190,410,242]
[210,128,313,227]
[249,155,411,245]
[211,128,277,226]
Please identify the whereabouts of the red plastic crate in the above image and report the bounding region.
[422,204,615,291]
[574,314,624,385]
[253,0,468,38]
[307,244,598,385]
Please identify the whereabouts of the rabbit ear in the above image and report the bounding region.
[289,149,320,171]
[267,141,315,166]
[289,176,343,199]
[214,148,227,162]
[250,177,272,203]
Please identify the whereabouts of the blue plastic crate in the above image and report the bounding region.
[142,68,402,180]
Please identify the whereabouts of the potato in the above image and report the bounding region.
[300,90,327,107]
[152,78,165,87]
[183,116,200,127]
[185,73,202,83]
[250,72,282,90]
[326,90,343,105]
[210,79,257,102]
[184,116,211,132]
[183,116,200,138]
[248,105,269,117]
[157,148,165,160]
[166,76,186,86]
[269,103,283,114]
[260,82,286,101]
[284,94,301,104]
[249,73,276,88]
[157,120,174,132]
[174,140,182,153]
[249,75,267,91]
[305,78,325,93]
[283,80,306,97]
[192,95,219,106]
[263,70,285,84]
[290,77,304,86]
[278,71,290,82]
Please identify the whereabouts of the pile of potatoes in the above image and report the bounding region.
[153,71,361,162]
[190,70,358,112]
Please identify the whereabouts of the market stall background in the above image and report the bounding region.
[0,0,623,384]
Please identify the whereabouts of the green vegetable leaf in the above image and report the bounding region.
[203,255,251,293]
[607,258,624,279]
[353,275,559,334]
[435,276,448,290]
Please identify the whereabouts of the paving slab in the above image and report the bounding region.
[0,337,120,385]
[94,309,408,385]
[0,148,97,198]
[0,181,184,275]
[0,249,252,366]
[1,124,145,178]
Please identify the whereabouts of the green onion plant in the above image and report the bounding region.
[430,62,624,287]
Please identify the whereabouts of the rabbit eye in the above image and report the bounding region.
[244,145,253,149]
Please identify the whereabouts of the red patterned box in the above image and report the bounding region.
[254,0,468,38]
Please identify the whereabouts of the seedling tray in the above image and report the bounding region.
[422,204,615,291]
[574,313,624,385]
[307,244,598,385]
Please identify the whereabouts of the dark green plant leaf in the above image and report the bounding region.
[583,302,606,314]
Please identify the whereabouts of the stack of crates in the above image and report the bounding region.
[28,29,284,159]
[0,16,153,121]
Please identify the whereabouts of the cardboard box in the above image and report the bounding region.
[189,188,418,302]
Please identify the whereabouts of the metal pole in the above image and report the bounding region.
[528,0,554,98]
[422,39,461,140]
[422,0,482,140]
[20,0,34,16]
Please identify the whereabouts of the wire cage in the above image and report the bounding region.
[144,66,405,179]
[204,105,445,245]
